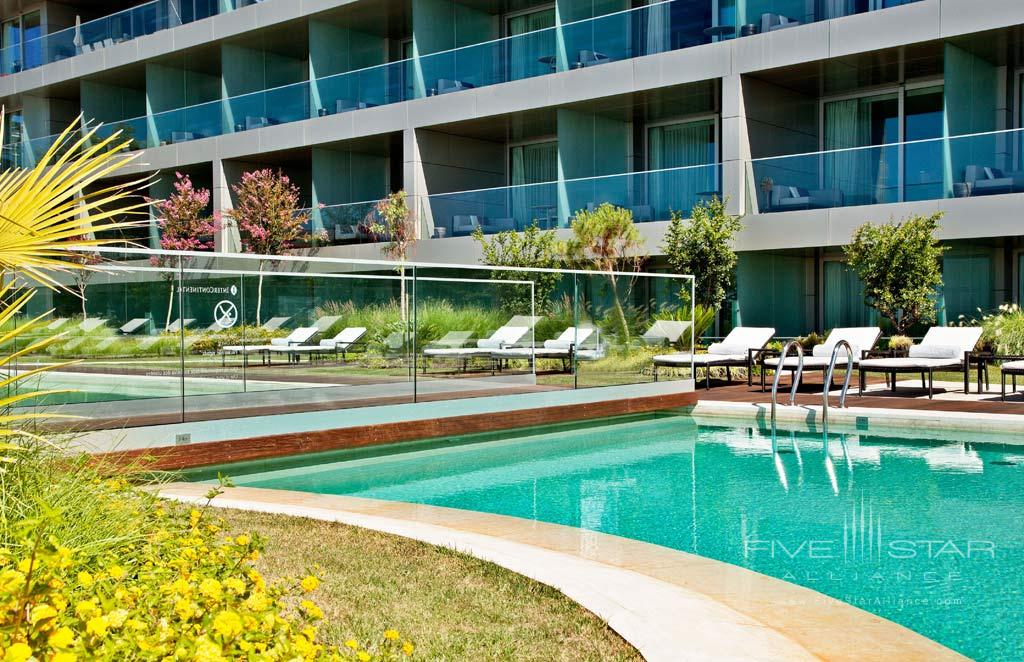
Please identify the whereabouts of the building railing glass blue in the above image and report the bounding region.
[0,0,225,76]
[425,163,721,238]
[2,0,922,163]
[748,128,1024,213]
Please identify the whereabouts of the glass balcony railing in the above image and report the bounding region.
[748,128,1024,213]
[294,200,382,247]
[0,0,224,76]
[725,0,920,37]
[3,0,923,161]
[425,163,721,238]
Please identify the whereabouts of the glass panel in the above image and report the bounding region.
[822,260,875,329]
[21,11,41,69]
[2,18,21,73]
[226,81,311,132]
[824,92,899,204]
[151,99,223,145]
[904,85,945,202]
[416,266,537,400]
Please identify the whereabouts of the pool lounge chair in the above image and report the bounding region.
[311,315,341,332]
[1001,360,1024,401]
[421,317,538,372]
[44,318,70,332]
[119,318,150,335]
[652,327,776,389]
[165,318,195,333]
[261,316,291,332]
[220,326,319,365]
[857,326,984,399]
[641,320,692,347]
[761,327,882,393]
[491,327,597,372]
[267,327,368,363]
[78,318,107,333]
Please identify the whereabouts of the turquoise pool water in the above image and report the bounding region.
[199,414,1024,660]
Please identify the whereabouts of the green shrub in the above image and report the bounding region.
[967,304,1024,355]
[887,335,913,353]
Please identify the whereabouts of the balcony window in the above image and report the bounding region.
[2,10,41,73]
[648,118,718,216]
[510,140,558,228]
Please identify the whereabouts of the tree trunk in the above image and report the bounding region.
[256,261,265,327]
[607,271,630,345]
[165,280,175,332]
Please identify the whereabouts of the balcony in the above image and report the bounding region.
[0,0,227,76]
[2,0,925,162]
[748,128,1024,214]
[424,163,721,238]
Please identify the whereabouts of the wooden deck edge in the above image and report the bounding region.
[98,390,698,471]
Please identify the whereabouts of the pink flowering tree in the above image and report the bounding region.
[152,173,218,330]
[228,169,308,324]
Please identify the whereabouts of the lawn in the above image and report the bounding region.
[219,509,642,661]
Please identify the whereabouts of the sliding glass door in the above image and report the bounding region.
[510,140,558,228]
[506,6,556,81]
[823,84,943,206]
[648,118,717,218]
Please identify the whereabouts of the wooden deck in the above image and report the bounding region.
[698,374,1024,415]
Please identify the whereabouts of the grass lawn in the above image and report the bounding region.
[219,509,642,661]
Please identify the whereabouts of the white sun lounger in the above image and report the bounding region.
[165,318,195,333]
[261,316,291,332]
[45,318,70,332]
[267,327,368,363]
[421,321,534,372]
[762,327,882,392]
[858,326,984,399]
[641,320,692,346]
[491,327,596,360]
[119,318,150,335]
[311,315,341,332]
[78,318,107,333]
[653,327,776,389]
[221,326,320,365]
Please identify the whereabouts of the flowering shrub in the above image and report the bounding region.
[960,303,1024,355]
[153,173,219,254]
[0,480,413,661]
[229,169,307,256]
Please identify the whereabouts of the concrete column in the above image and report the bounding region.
[213,159,240,253]
[720,74,750,217]
[403,128,430,240]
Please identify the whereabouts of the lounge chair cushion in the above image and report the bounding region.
[654,353,746,365]
[908,344,963,360]
[707,342,750,356]
[270,327,318,346]
[859,357,963,369]
[810,327,881,360]
[765,355,848,369]
[918,326,983,355]
[478,326,528,348]
[1002,360,1024,372]
[543,327,594,350]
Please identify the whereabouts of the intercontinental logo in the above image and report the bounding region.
[178,284,238,297]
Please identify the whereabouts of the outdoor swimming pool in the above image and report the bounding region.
[196,414,1024,660]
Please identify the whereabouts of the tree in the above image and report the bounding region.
[367,191,416,322]
[844,212,947,335]
[229,169,308,325]
[472,223,562,315]
[563,203,646,344]
[662,196,742,311]
[152,173,218,330]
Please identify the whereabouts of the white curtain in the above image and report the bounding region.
[649,120,715,218]
[511,141,558,228]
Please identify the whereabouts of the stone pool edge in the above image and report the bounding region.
[159,483,965,662]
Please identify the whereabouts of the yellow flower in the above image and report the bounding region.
[299,600,323,620]
[75,600,99,619]
[86,615,109,638]
[193,636,226,662]
[77,571,94,587]
[344,640,359,650]
[300,575,320,592]
[29,603,58,624]
[189,509,202,527]
[223,577,245,594]
[234,534,250,546]
[174,598,196,621]
[243,592,269,612]
[49,626,75,648]
[384,629,400,640]
[107,608,129,628]
[3,642,32,662]
[107,564,126,580]
[357,652,371,662]
[212,611,243,639]
[402,641,414,656]
[199,578,223,601]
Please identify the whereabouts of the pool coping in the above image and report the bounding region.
[692,400,1024,443]
[159,483,966,662]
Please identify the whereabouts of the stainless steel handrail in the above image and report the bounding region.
[770,340,804,429]
[822,340,854,429]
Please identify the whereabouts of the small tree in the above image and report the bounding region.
[229,169,307,325]
[845,212,947,335]
[152,173,218,330]
[367,191,416,322]
[67,241,101,319]
[563,203,646,344]
[662,197,742,312]
[473,223,562,315]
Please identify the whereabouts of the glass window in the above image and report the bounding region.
[510,141,558,185]
[823,260,876,329]
[904,85,945,201]
[647,119,716,169]
[823,92,900,204]
[506,6,556,36]
[21,11,40,69]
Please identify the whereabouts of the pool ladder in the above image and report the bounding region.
[769,339,855,430]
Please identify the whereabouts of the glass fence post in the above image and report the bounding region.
[411,265,418,403]
[177,255,186,423]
